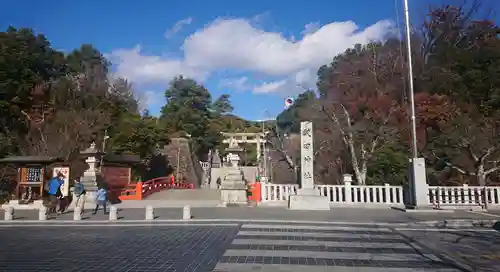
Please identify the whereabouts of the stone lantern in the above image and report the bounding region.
[80,141,104,192]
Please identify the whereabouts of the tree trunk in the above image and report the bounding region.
[294,166,299,185]
[359,160,367,185]
[477,164,486,186]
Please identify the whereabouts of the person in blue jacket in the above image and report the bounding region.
[47,172,64,214]
[93,186,108,215]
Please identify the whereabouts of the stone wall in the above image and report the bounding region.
[161,138,201,188]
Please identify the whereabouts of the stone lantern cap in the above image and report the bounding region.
[80,142,105,156]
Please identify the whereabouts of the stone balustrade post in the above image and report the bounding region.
[4,206,14,221]
[38,206,47,221]
[73,207,82,221]
[344,181,352,204]
[183,205,191,220]
[145,206,154,220]
[384,183,391,204]
[109,206,118,221]
[463,184,469,204]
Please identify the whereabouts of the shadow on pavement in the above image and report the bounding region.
[395,229,472,272]
[493,221,500,232]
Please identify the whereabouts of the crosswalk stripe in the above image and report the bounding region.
[230,239,423,249]
[237,230,401,239]
[214,263,459,272]
[223,249,441,262]
[241,224,392,232]
[214,223,458,271]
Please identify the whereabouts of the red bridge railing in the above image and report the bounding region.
[109,176,194,200]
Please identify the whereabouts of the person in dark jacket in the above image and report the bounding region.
[73,178,86,214]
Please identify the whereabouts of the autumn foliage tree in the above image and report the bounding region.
[315,41,405,185]
[417,3,500,185]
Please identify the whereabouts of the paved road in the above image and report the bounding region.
[0,224,238,272]
[0,222,475,272]
[398,227,500,272]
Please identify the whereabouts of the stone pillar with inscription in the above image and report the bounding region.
[288,121,331,210]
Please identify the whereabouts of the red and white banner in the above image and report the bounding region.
[53,167,70,197]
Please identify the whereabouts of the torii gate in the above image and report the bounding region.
[221,132,268,160]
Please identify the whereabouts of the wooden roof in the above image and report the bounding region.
[103,154,141,164]
[0,156,64,164]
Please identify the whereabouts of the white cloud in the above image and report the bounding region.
[165,17,193,39]
[219,76,251,91]
[109,16,394,96]
[107,45,207,83]
[301,22,321,35]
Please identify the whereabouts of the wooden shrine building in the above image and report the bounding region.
[0,156,65,203]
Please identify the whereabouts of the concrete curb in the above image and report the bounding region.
[0,218,498,229]
[0,218,403,225]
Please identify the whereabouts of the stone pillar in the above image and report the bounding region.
[288,121,330,210]
[406,157,429,209]
[300,121,314,191]
[79,142,101,206]
[81,154,98,191]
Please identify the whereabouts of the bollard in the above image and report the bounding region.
[145,205,154,220]
[4,206,13,221]
[73,207,82,221]
[109,206,118,221]
[38,206,47,221]
[182,205,191,220]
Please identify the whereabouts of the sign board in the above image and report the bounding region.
[300,121,314,189]
[53,167,70,197]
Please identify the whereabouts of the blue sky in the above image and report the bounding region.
[2,0,452,120]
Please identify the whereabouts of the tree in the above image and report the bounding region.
[419,3,500,185]
[429,105,500,186]
[110,114,168,158]
[266,127,300,182]
[276,90,317,133]
[212,94,233,115]
[160,76,220,157]
[366,146,408,186]
[0,27,68,156]
[108,77,139,115]
[316,42,405,185]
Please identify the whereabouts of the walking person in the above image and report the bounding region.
[73,178,86,214]
[57,182,67,214]
[93,186,108,215]
[46,172,64,215]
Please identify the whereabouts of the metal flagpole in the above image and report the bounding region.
[403,0,418,159]
[402,0,428,209]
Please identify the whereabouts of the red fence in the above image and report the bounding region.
[109,176,194,200]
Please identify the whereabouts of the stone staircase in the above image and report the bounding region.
[220,167,247,204]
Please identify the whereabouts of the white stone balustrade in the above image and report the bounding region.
[261,184,299,202]
[261,183,404,206]
[428,185,500,209]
